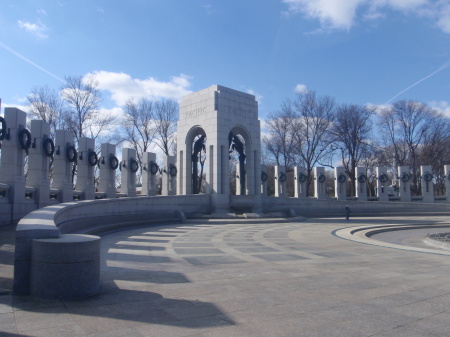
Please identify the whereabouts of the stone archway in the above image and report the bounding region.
[228,126,252,196]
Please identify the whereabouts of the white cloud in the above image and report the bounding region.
[294,84,308,94]
[283,0,450,34]
[429,100,450,118]
[246,89,263,103]
[18,20,48,39]
[88,71,193,106]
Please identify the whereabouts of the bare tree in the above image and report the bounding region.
[332,104,374,195]
[153,99,178,156]
[27,85,66,137]
[123,98,155,169]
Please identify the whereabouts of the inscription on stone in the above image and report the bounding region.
[185,107,206,119]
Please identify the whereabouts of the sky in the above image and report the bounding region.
[1,0,450,120]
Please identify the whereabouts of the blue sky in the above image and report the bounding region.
[1,0,450,119]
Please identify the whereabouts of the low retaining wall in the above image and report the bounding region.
[13,194,211,298]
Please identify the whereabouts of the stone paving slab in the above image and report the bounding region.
[2,216,450,336]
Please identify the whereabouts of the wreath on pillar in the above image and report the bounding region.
[297,172,307,183]
[149,162,159,175]
[400,172,411,182]
[378,173,388,183]
[88,150,98,166]
[18,128,32,150]
[169,164,177,177]
[357,174,367,183]
[337,173,346,184]
[317,173,326,183]
[0,117,7,141]
[279,172,286,183]
[65,145,77,162]
[261,171,268,182]
[130,158,139,173]
[423,172,433,182]
[109,155,119,170]
[43,138,55,157]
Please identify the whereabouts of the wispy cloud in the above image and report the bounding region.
[246,89,263,103]
[18,20,48,39]
[385,58,450,104]
[282,0,450,33]
[88,71,193,106]
[0,41,64,83]
[294,83,308,94]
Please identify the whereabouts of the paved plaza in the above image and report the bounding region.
[2,216,450,336]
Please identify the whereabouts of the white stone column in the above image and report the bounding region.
[314,167,327,199]
[26,120,51,208]
[356,167,368,201]
[261,165,268,195]
[445,165,450,203]
[0,108,27,219]
[294,166,307,198]
[98,143,117,198]
[376,167,389,202]
[398,166,411,202]
[162,155,176,195]
[52,130,75,203]
[75,137,96,200]
[178,143,190,195]
[335,167,347,201]
[274,165,286,197]
[118,148,137,197]
[235,163,242,195]
[141,152,157,196]
[420,165,434,203]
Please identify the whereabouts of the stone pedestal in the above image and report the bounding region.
[294,166,307,198]
[162,155,176,196]
[51,130,74,203]
[314,167,326,199]
[75,137,96,200]
[398,166,411,202]
[98,143,117,198]
[141,152,157,196]
[26,120,51,208]
[335,167,347,201]
[118,148,137,197]
[421,165,434,203]
[376,167,389,202]
[274,165,286,197]
[356,167,368,201]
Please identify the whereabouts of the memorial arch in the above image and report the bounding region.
[177,85,261,212]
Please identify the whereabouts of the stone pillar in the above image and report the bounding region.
[261,165,268,195]
[51,130,75,203]
[118,148,137,197]
[314,167,326,199]
[335,167,347,201]
[26,120,51,208]
[445,165,450,203]
[98,143,117,198]
[398,166,411,202]
[75,137,96,200]
[162,155,176,196]
[376,167,389,202]
[274,165,286,197]
[141,152,158,196]
[294,166,307,198]
[356,167,368,201]
[420,165,434,203]
[0,108,27,220]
